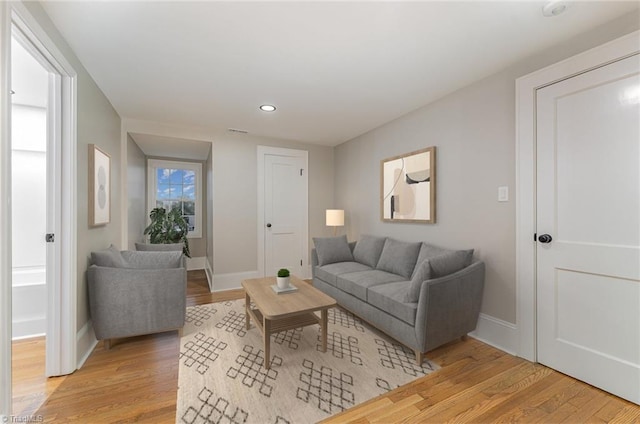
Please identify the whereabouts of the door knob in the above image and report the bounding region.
[538,234,553,243]
[266,223,272,228]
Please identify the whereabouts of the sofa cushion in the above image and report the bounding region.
[313,235,354,266]
[337,270,404,301]
[353,235,387,268]
[430,249,474,278]
[91,245,127,268]
[315,262,372,286]
[411,243,450,279]
[120,251,184,269]
[368,281,418,325]
[404,259,433,303]
[376,238,422,279]
[135,242,184,252]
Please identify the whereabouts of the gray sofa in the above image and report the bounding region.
[87,245,187,349]
[312,235,484,364]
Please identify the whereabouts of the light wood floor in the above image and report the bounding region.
[11,270,640,423]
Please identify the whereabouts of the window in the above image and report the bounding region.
[147,159,202,238]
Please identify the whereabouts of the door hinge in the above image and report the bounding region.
[46,233,55,243]
[533,233,537,242]
[300,168,304,176]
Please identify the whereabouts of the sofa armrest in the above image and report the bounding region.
[87,265,187,340]
[414,261,485,352]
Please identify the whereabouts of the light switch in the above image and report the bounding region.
[498,186,509,202]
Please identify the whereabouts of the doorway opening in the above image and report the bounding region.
[10,27,56,416]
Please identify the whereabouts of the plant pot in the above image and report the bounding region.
[276,276,290,289]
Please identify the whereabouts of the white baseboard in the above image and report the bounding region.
[186,256,206,271]
[212,270,260,292]
[469,313,518,356]
[204,258,214,292]
[76,319,98,369]
[12,317,46,340]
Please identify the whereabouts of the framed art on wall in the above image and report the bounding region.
[381,146,436,223]
[89,144,111,226]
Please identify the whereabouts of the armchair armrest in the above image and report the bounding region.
[414,261,485,352]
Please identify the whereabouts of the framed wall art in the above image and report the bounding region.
[89,144,111,226]
[381,146,436,223]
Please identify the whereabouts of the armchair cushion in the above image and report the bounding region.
[135,242,184,252]
[91,245,127,268]
[120,250,184,269]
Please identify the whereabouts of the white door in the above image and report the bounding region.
[259,147,308,279]
[536,54,640,404]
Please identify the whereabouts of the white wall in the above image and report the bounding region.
[11,105,47,339]
[334,12,639,352]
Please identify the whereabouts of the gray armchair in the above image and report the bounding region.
[87,245,187,349]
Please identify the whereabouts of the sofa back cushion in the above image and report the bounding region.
[313,235,354,266]
[91,245,127,268]
[353,235,386,268]
[404,247,474,303]
[430,249,474,278]
[376,238,422,279]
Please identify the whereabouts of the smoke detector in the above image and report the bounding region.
[543,1,568,17]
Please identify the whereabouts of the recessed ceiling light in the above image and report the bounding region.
[260,104,276,112]
[542,1,568,17]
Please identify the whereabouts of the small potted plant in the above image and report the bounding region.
[277,268,291,289]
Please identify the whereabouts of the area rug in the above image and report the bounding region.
[176,299,437,424]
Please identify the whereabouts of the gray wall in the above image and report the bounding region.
[23,2,123,332]
[212,134,334,275]
[127,135,146,250]
[334,12,639,324]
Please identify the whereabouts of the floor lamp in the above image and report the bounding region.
[326,209,344,236]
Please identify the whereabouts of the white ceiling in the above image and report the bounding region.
[131,132,211,161]
[41,1,638,146]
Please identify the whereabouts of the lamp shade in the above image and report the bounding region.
[326,209,344,227]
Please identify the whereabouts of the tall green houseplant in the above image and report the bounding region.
[144,206,191,257]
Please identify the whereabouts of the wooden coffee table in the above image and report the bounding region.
[242,276,336,369]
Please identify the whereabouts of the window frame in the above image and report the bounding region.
[147,159,202,239]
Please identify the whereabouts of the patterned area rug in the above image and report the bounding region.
[176,299,437,424]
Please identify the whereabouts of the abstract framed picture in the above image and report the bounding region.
[89,144,111,226]
[381,146,436,223]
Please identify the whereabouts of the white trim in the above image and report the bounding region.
[469,313,518,356]
[256,146,309,279]
[205,257,214,292]
[186,256,206,271]
[76,320,97,369]
[213,270,260,292]
[11,3,78,377]
[147,158,203,239]
[12,318,46,341]
[515,31,640,361]
[0,2,11,415]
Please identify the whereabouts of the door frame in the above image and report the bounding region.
[257,146,309,278]
[0,1,78,413]
[515,30,639,362]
